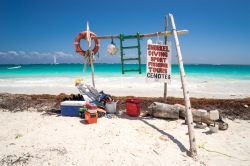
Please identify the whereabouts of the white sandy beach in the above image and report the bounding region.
[0,111,250,166]
[0,75,249,99]
[1,0,250,165]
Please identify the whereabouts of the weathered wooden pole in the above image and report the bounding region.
[83,59,87,72]
[163,15,168,99]
[90,55,95,88]
[169,13,197,156]
[86,22,95,88]
[94,30,189,40]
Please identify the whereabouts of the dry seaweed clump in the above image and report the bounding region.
[113,96,250,120]
[0,153,32,166]
[0,93,250,120]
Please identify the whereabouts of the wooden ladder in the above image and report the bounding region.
[119,33,142,74]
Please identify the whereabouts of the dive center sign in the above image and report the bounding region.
[146,40,171,82]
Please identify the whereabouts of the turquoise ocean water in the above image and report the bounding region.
[0,64,250,80]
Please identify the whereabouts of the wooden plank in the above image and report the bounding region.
[93,30,189,40]
[169,13,197,157]
[122,46,139,49]
[123,58,139,61]
[123,69,140,72]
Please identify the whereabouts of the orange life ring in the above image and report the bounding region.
[74,31,100,56]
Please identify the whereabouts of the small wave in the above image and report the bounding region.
[7,65,22,70]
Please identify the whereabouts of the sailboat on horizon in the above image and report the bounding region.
[53,55,59,65]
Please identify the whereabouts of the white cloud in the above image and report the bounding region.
[30,51,40,55]
[54,51,73,57]
[0,50,79,64]
[19,51,26,55]
[8,51,18,56]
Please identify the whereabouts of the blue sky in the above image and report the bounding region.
[0,0,250,64]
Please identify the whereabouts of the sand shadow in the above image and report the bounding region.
[139,118,188,153]
[116,113,142,120]
[41,109,61,116]
[79,119,87,125]
[117,111,178,121]
[202,130,213,135]
[116,112,188,153]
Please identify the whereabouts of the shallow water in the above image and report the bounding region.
[0,64,250,80]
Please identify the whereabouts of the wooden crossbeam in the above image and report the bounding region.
[93,30,189,40]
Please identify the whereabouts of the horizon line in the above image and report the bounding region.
[1,63,250,66]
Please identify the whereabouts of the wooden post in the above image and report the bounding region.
[169,13,197,156]
[90,55,95,88]
[84,61,87,72]
[86,22,95,88]
[83,57,87,73]
[163,15,168,100]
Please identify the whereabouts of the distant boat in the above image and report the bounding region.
[54,55,59,65]
[8,65,21,69]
